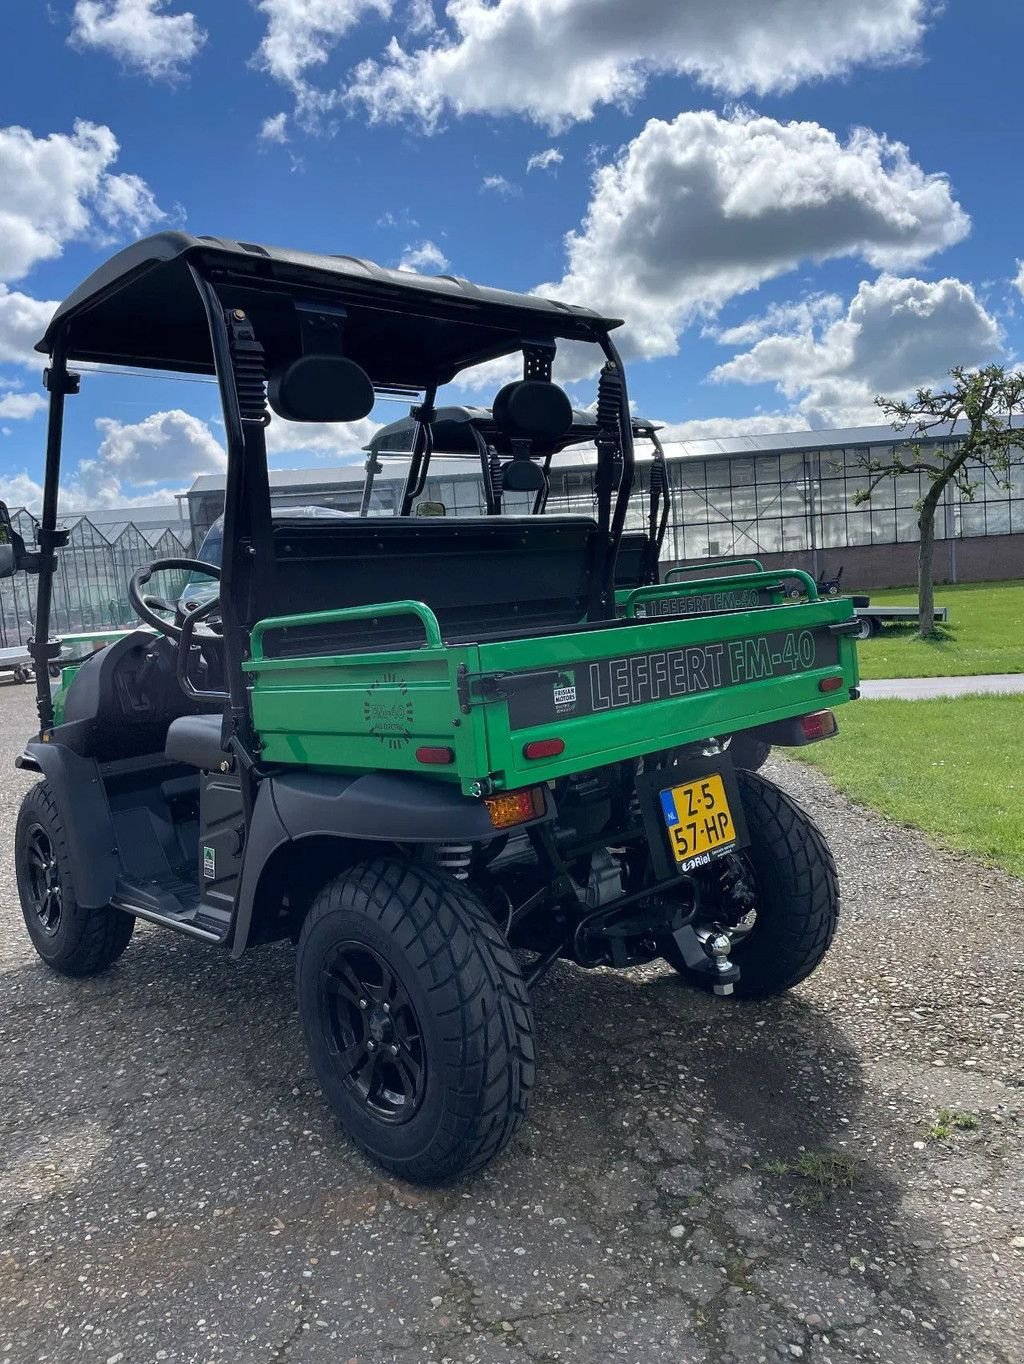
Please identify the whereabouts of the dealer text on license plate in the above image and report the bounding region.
[659,774,737,869]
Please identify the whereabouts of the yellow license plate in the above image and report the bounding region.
[660,774,737,867]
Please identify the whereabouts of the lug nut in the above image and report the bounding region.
[366,1040,377,1052]
[382,1002,391,1014]
[358,998,368,1009]
[390,1044,399,1056]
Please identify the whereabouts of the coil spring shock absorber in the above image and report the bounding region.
[435,842,473,881]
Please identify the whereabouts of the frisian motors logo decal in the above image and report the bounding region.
[552,669,577,715]
[363,673,415,749]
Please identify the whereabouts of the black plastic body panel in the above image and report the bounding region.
[20,741,120,909]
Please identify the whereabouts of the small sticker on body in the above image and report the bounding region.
[203,845,216,880]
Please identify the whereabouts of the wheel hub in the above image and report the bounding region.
[25,823,62,935]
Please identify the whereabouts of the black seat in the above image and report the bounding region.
[262,514,600,656]
[165,713,226,770]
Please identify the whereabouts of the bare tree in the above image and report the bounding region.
[855,365,1024,639]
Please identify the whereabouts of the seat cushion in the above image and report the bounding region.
[165,713,227,770]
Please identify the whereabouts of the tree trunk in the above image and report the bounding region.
[917,489,942,639]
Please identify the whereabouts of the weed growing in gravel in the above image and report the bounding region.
[926,1109,980,1141]
[762,1149,860,1206]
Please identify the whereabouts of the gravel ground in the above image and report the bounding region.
[0,678,1021,1364]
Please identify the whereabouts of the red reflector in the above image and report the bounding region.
[818,675,844,693]
[415,746,455,765]
[523,738,566,760]
[801,710,838,741]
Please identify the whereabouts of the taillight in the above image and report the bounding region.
[483,787,546,829]
[800,710,838,741]
[415,746,455,765]
[523,738,565,760]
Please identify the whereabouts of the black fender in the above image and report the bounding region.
[15,742,120,909]
[229,770,552,957]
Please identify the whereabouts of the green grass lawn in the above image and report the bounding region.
[793,695,1024,877]
[854,579,1024,679]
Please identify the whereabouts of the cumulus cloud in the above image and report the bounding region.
[347,0,929,131]
[538,112,969,366]
[259,112,290,144]
[1013,260,1024,301]
[266,414,381,463]
[658,413,811,442]
[406,0,436,34]
[255,0,392,112]
[0,392,46,420]
[89,410,225,488]
[71,0,206,80]
[527,147,563,173]
[397,239,449,272]
[0,287,58,368]
[0,120,164,281]
[481,174,521,198]
[711,275,1002,427]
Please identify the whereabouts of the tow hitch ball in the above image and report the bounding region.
[671,924,741,996]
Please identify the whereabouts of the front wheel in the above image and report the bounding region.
[297,858,535,1183]
[16,783,134,975]
[854,615,880,639]
[662,770,839,998]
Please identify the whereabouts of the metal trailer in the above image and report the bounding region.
[0,645,35,684]
[852,604,949,639]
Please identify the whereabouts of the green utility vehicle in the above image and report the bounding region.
[5,234,859,1183]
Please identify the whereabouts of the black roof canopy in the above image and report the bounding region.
[37,232,622,387]
[369,406,660,458]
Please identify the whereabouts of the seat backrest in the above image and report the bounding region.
[614,531,653,589]
[262,514,599,656]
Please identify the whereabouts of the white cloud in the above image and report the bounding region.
[90,409,225,487]
[255,0,392,108]
[658,413,811,442]
[347,0,930,131]
[539,112,969,366]
[712,294,845,347]
[0,392,46,420]
[407,0,436,34]
[259,112,290,144]
[481,174,521,197]
[711,275,1002,427]
[0,287,58,368]
[71,0,206,80]
[397,240,450,272]
[1013,260,1024,301]
[0,120,164,281]
[0,466,188,514]
[527,147,563,173]
[266,414,381,463]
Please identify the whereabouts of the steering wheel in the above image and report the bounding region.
[129,558,222,640]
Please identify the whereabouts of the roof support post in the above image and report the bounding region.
[31,338,78,735]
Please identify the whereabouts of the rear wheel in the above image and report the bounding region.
[297,858,534,1183]
[729,733,771,772]
[854,615,880,639]
[15,783,134,975]
[662,769,839,998]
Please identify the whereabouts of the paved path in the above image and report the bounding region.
[860,673,1024,700]
[1,684,1022,1364]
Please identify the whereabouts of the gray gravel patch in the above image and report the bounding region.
[0,678,1021,1363]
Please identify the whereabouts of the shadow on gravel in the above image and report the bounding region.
[2,925,970,1362]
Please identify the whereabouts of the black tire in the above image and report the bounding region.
[296,858,535,1183]
[854,615,880,640]
[729,733,772,772]
[663,770,839,999]
[15,782,134,976]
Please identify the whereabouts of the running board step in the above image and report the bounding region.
[111,874,231,943]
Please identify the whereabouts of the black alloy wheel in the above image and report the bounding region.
[319,941,427,1125]
[24,822,62,935]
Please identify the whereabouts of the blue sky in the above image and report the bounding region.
[1,0,1021,511]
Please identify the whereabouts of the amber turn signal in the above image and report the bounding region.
[483,787,545,829]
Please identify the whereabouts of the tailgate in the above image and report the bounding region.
[472,598,858,789]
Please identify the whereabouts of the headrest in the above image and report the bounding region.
[501,459,547,493]
[268,355,375,424]
[493,380,573,440]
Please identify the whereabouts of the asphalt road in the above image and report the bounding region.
[0,678,1021,1364]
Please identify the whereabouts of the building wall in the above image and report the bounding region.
[670,533,1023,592]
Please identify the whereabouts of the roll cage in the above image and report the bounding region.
[26,233,635,780]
